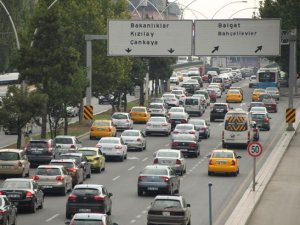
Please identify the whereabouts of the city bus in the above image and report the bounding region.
[256,68,280,89]
[0,72,20,85]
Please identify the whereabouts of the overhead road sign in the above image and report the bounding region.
[108,20,193,57]
[194,19,281,56]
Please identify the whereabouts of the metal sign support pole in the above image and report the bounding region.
[253,157,256,191]
[287,29,297,131]
[208,182,212,225]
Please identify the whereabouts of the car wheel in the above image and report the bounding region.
[107,205,112,215]
[145,132,149,136]
[68,183,73,193]
[120,155,124,162]
[87,169,91,178]
[97,166,102,173]
[12,214,17,225]
[233,171,238,176]
[137,189,143,196]
[222,143,227,148]
[39,197,44,209]
[208,171,213,176]
[89,136,93,140]
[169,185,173,195]
[30,200,37,213]
[66,211,72,219]
[124,154,127,160]
[144,144,147,150]
[60,186,67,196]
[210,117,214,122]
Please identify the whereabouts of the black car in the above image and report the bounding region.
[171,134,200,157]
[181,83,196,95]
[0,178,44,213]
[210,103,230,122]
[59,153,92,180]
[66,184,113,219]
[25,139,57,166]
[168,112,189,131]
[0,195,17,225]
[98,94,115,105]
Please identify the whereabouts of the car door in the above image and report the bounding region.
[98,149,105,169]
[33,181,43,207]
[62,167,72,189]
[3,196,14,223]
[169,168,178,191]
[102,187,112,212]
[21,152,30,173]
[141,132,146,147]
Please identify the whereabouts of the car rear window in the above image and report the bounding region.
[185,98,198,105]
[122,131,139,136]
[149,104,162,109]
[251,114,266,119]
[169,114,185,119]
[3,180,30,189]
[176,125,193,130]
[149,117,165,122]
[152,199,181,209]
[93,121,110,126]
[73,188,100,196]
[131,107,146,112]
[212,78,222,83]
[79,150,97,156]
[172,90,183,95]
[213,105,227,110]
[157,151,179,158]
[99,138,120,144]
[36,168,61,176]
[50,162,74,169]
[0,152,20,160]
[54,138,73,144]
[173,134,195,141]
[189,120,205,126]
[72,220,103,225]
[142,168,168,175]
[212,152,233,158]
[28,141,48,148]
[112,114,128,119]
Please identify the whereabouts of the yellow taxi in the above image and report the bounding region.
[226,89,243,103]
[129,106,150,123]
[208,149,241,176]
[89,120,116,140]
[252,88,266,101]
[0,149,30,177]
[176,72,184,82]
[78,147,106,173]
[229,86,243,99]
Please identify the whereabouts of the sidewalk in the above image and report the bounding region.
[246,125,300,225]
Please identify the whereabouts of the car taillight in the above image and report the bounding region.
[263,118,269,122]
[188,143,197,147]
[0,192,4,195]
[17,161,22,167]
[32,175,39,180]
[160,176,170,182]
[162,123,168,126]
[48,143,52,154]
[189,131,195,134]
[176,159,181,165]
[231,160,236,165]
[70,145,76,149]
[56,175,65,181]
[201,128,206,131]
[68,194,77,201]
[115,145,122,149]
[108,128,112,132]
[168,113,171,117]
[26,192,33,197]
[172,142,179,146]
[94,196,105,201]
[137,138,141,142]
[0,210,7,215]
[96,144,101,148]
[181,119,187,123]
[153,158,158,164]
[90,127,95,131]
[209,159,213,165]
[138,176,146,181]
[67,168,77,173]
[147,123,151,126]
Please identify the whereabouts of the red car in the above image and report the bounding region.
[207,89,217,103]
[259,94,277,113]
[202,74,209,82]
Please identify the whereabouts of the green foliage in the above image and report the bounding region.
[259,0,300,73]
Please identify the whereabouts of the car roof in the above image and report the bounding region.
[54,135,76,138]
[74,184,103,189]
[0,149,23,153]
[51,159,76,163]
[154,195,183,201]
[72,213,106,220]
[4,178,34,182]
[37,165,65,169]
[78,147,99,151]
[144,165,170,169]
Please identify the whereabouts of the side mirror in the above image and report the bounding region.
[250,121,257,128]
[187,203,191,207]
[236,155,242,159]
[153,152,157,157]
[108,193,113,197]
[206,154,211,158]
[65,221,71,225]
[112,223,119,225]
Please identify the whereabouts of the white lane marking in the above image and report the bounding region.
[142,210,147,214]
[46,214,59,222]
[112,176,120,181]
[130,219,136,223]
[136,215,142,218]
[142,157,148,162]
[164,143,169,147]
[127,157,139,160]
[218,123,223,126]
[128,166,135,171]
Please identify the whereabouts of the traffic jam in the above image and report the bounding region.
[0,66,283,225]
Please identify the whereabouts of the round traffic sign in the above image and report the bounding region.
[247,142,263,157]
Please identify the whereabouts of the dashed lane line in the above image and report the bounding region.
[128,166,135,171]
[142,157,148,162]
[112,176,120,181]
[46,214,59,222]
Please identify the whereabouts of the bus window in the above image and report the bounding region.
[258,72,276,82]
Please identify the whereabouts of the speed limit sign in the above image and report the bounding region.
[247,142,263,157]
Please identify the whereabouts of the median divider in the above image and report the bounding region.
[224,107,300,225]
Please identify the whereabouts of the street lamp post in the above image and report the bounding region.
[180,0,199,19]
[229,7,258,19]
[211,0,248,19]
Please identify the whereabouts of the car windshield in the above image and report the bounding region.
[79,150,97,156]
[0,152,20,161]
[93,121,110,126]
[54,138,73,144]
[2,181,30,189]
[122,131,139,136]
[36,168,61,176]
[72,220,103,225]
[157,151,179,158]
[212,152,233,158]
[50,162,74,169]
[149,118,165,122]
[142,168,168,175]
[112,114,128,119]
[99,138,120,144]
[131,108,145,112]
[152,199,182,209]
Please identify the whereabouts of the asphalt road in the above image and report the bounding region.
[0,79,293,225]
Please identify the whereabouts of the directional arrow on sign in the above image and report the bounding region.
[125,48,132,53]
[255,46,262,53]
[211,46,219,53]
[168,48,175,54]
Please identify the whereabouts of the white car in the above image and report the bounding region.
[250,106,268,114]
[153,149,186,175]
[148,103,167,117]
[162,93,179,107]
[145,117,171,136]
[111,112,133,130]
[96,137,127,161]
[67,106,79,117]
[171,123,199,141]
[171,89,186,104]
[167,107,188,118]
[170,74,179,85]
[207,86,222,98]
[120,129,147,151]
[54,135,82,155]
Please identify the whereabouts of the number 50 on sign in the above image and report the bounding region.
[247,142,263,157]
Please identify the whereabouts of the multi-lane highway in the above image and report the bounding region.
[1,78,296,225]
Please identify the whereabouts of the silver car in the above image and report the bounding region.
[266,87,280,100]
[171,124,199,141]
[96,137,127,161]
[145,117,171,136]
[148,103,167,117]
[120,130,147,151]
[32,165,72,195]
[153,149,186,176]
[188,119,211,139]
[111,112,133,130]
[162,93,179,107]
[53,135,82,155]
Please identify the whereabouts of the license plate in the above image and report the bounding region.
[216,109,224,112]
[32,151,42,154]
[79,209,91,213]
[103,148,112,151]
[153,125,160,128]
[162,212,170,216]
[43,186,53,189]
[148,187,158,191]
[97,128,105,131]
[180,149,187,152]
[217,160,227,165]
[8,194,20,198]
[162,160,171,164]
[1,165,12,169]
[175,121,181,124]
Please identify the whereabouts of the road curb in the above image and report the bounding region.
[224,107,300,225]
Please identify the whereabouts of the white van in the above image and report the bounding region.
[222,109,259,149]
[184,96,205,116]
